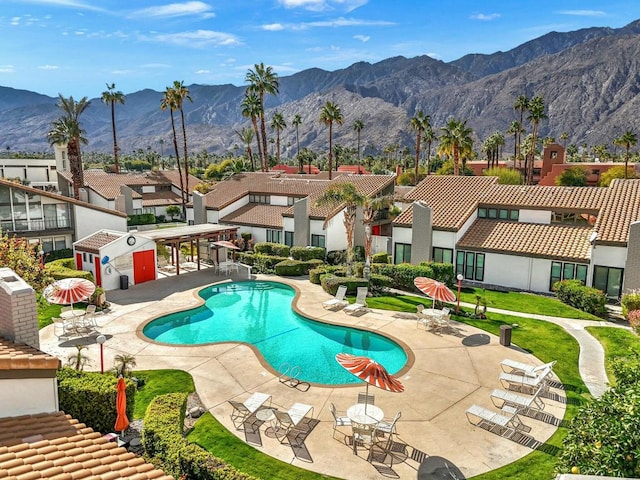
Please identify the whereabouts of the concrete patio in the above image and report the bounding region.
[39,269,566,479]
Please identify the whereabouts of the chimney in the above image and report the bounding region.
[0,268,39,348]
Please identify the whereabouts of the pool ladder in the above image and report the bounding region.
[278,363,310,392]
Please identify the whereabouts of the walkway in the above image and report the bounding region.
[39,272,573,479]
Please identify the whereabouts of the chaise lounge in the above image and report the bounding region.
[323,285,349,310]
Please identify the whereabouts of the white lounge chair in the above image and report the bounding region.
[500,359,557,377]
[490,384,546,411]
[329,403,351,439]
[376,411,401,437]
[228,392,272,430]
[344,287,368,315]
[499,366,552,395]
[323,285,349,310]
[465,404,528,438]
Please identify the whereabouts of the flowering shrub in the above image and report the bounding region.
[628,310,640,334]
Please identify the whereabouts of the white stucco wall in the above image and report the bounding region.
[86,191,113,210]
[271,195,289,206]
[206,210,220,224]
[321,215,347,251]
[479,253,555,293]
[73,206,127,240]
[283,217,294,232]
[455,213,478,242]
[392,226,412,245]
[591,245,627,268]
[434,230,457,250]
[96,234,157,291]
[219,196,249,219]
[519,209,552,224]
[1,378,58,416]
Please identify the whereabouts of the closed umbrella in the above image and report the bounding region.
[43,278,96,309]
[212,240,241,250]
[336,353,404,414]
[414,277,456,308]
[114,377,129,435]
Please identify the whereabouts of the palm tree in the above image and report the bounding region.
[100,83,125,174]
[292,114,302,158]
[47,94,90,200]
[560,131,569,148]
[614,130,638,179]
[423,126,436,174]
[241,93,264,171]
[270,111,286,163]
[353,119,364,170]
[362,195,394,278]
[410,111,430,184]
[245,63,279,172]
[236,127,255,171]
[506,120,523,163]
[514,95,529,165]
[160,87,185,214]
[170,81,192,213]
[319,101,344,180]
[526,95,547,184]
[315,182,366,276]
[438,118,473,176]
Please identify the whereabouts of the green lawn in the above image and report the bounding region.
[585,326,640,384]
[132,369,195,419]
[38,301,62,329]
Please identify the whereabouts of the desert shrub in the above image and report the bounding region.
[599,165,638,186]
[274,259,323,276]
[628,310,640,334]
[290,246,326,261]
[326,250,346,265]
[253,242,290,257]
[372,252,390,264]
[556,166,589,186]
[483,166,523,184]
[622,290,640,318]
[553,279,607,317]
[320,275,368,295]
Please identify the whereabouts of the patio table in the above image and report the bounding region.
[347,403,384,425]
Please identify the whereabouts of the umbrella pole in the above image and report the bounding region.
[364,382,369,414]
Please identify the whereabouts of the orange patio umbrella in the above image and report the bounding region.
[114,377,129,435]
[413,277,456,308]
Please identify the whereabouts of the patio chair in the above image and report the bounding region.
[228,392,272,430]
[465,404,528,439]
[274,403,314,444]
[343,287,368,315]
[52,317,72,338]
[351,421,377,455]
[499,366,552,395]
[416,305,430,329]
[357,392,375,406]
[490,384,546,412]
[431,312,452,334]
[500,359,557,377]
[376,411,401,437]
[329,403,351,439]
[323,285,349,311]
[83,304,98,328]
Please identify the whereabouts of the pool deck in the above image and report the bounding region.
[39,270,566,479]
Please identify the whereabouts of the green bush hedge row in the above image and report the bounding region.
[290,246,326,261]
[320,275,369,295]
[142,393,257,480]
[371,252,390,264]
[253,242,290,257]
[44,248,73,263]
[128,213,156,226]
[46,258,94,281]
[57,367,135,435]
[553,279,607,317]
[372,262,454,291]
[309,266,347,284]
[236,252,289,274]
[274,259,324,276]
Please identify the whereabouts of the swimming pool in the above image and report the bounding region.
[142,281,408,385]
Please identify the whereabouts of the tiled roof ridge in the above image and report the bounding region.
[0,337,61,370]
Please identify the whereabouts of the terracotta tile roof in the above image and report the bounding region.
[220,204,289,229]
[141,191,183,207]
[74,231,125,254]
[457,219,593,262]
[595,179,640,244]
[0,338,60,371]
[480,184,607,211]
[0,411,174,479]
[394,175,498,230]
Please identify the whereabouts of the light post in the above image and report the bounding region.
[96,334,106,374]
[456,274,464,314]
[38,249,45,267]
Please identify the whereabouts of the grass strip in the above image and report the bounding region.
[132,369,195,419]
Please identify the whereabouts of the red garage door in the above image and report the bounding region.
[133,250,155,285]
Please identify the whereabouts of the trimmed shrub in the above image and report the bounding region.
[253,242,290,257]
[321,275,368,295]
[309,265,345,284]
[372,252,390,264]
[57,367,135,435]
[274,259,324,276]
[622,290,640,318]
[369,273,394,293]
[553,279,607,317]
[46,258,94,281]
[372,262,454,291]
[628,310,640,334]
[326,250,346,265]
[44,248,73,263]
[128,213,156,226]
[290,246,326,261]
[236,252,288,274]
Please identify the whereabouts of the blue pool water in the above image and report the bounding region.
[142,281,407,385]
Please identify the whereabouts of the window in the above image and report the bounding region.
[266,229,282,243]
[284,231,294,247]
[456,251,485,281]
[593,266,624,299]
[478,207,518,221]
[287,197,295,206]
[249,194,270,204]
[509,210,519,221]
[54,237,66,250]
[478,208,487,218]
[394,243,411,264]
[550,261,588,290]
[311,234,325,248]
[432,247,453,264]
[488,208,497,219]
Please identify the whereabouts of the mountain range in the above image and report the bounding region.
[2,18,640,158]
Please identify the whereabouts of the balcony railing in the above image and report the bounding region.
[1,217,70,233]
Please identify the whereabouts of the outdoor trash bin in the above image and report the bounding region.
[119,275,129,290]
[499,325,512,347]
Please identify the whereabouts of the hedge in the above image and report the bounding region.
[236,252,288,274]
[371,252,390,264]
[46,258,94,281]
[253,242,290,257]
[142,393,258,480]
[622,290,640,318]
[309,265,347,284]
[290,246,326,261]
[44,248,73,263]
[372,262,454,291]
[57,367,135,435]
[553,279,607,317]
[128,213,156,226]
[274,259,324,276]
[320,275,369,295]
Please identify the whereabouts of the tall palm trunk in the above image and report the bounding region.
[169,111,185,215]
[68,138,82,200]
[453,145,460,176]
[110,101,120,174]
[414,131,421,184]
[328,122,333,180]
[250,116,262,172]
[259,94,269,172]
[179,108,189,217]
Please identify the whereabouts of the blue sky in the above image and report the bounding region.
[2,0,640,99]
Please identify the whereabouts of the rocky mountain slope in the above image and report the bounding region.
[1,19,640,157]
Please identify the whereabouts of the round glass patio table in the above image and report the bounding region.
[60,309,86,319]
[346,403,384,425]
[256,408,278,436]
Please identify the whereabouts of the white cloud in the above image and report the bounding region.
[129,1,215,19]
[10,17,20,26]
[263,23,284,31]
[277,0,367,12]
[195,69,211,74]
[298,17,394,29]
[143,30,242,48]
[0,65,15,73]
[38,65,59,70]
[19,0,107,13]
[470,13,501,21]
[353,34,369,42]
[556,10,606,17]
[278,0,325,10]
[141,63,171,69]
[111,69,133,75]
